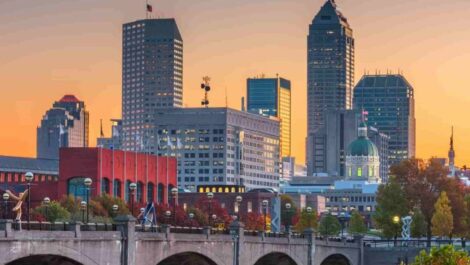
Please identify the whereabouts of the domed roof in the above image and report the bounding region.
[346,121,379,157]
[346,137,379,157]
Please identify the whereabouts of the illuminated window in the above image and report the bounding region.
[357,167,362,177]
[348,167,352,177]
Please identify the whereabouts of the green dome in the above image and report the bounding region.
[346,137,379,157]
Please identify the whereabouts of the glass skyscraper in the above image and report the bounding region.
[246,77,291,158]
[353,74,416,166]
[306,0,354,175]
[122,19,183,151]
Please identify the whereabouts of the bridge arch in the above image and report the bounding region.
[6,254,82,265]
[254,252,298,265]
[320,254,351,265]
[157,252,218,265]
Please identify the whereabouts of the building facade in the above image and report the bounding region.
[37,95,89,160]
[97,119,123,150]
[247,77,291,158]
[147,108,280,191]
[353,74,416,166]
[122,19,183,152]
[368,126,390,182]
[59,148,177,205]
[307,0,354,133]
[345,122,381,183]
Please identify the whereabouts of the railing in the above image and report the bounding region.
[363,239,464,249]
[80,223,117,231]
[4,221,117,232]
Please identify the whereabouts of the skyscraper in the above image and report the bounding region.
[307,0,354,133]
[37,95,89,160]
[122,18,183,152]
[353,74,416,166]
[306,0,354,175]
[247,76,291,158]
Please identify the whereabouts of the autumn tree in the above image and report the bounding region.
[411,210,427,238]
[374,178,409,238]
[318,214,341,236]
[432,191,453,238]
[244,212,265,231]
[295,208,318,232]
[412,245,470,265]
[349,210,367,235]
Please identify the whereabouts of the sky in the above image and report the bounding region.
[1,0,470,166]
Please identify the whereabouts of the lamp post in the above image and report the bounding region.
[235,195,242,221]
[112,204,118,216]
[83,178,92,223]
[262,199,269,232]
[306,206,313,230]
[171,187,178,226]
[207,192,214,226]
[43,197,50,221]
[3,192,9,219]
[165,210,171,225]
[129,182,137,217]
[393,215,400,246]
[285,203,292,233]
[212,214,217,228]
[80,201,87,223]
[189,212,195,229]
[25,172,34,227]
[338,212,350,238]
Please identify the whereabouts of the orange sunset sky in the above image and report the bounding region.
[1,0,470,166]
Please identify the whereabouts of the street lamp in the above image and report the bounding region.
[84,177,93,223]
[212,214,217,228]
[80,201,87,223]
[3,192,10,219]
[285,203,292,232]
[171,187,178,225]
[262,200,269,232]
[43,197,50,221]
[235,195,242,220]
[165,210,171,225]
[25,172,34,227]
[207,192,214,226]
[112,204,119,216]
[129,182,137,216]
[189,212,195,228]
[393,215,400,246]
[338,212,350,238]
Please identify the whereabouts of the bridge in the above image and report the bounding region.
[0,216,442,265]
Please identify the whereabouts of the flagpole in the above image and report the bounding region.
[166,136,169,206]
[146,0,148,19]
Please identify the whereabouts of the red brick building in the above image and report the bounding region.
[59,148,177,204]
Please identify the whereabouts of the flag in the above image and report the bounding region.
[176,138,183,149]
[59,124,65,135]
[166,136,175,149]
[147,4,153,12]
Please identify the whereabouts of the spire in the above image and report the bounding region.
[450,126,454,151]
[100,119,104,137]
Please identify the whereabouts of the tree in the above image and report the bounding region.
[34,201,70,222]
[244,212,265,231]
[349,210,367,235]
[411,210,427,238]
[432,191,453,238]
[374,178,409,238]
[194,195,231,227]
[92,194,129,217]
[318,214,341,236]
[295,208,318,232]
[281,195,298,229]
[412,245,470,265]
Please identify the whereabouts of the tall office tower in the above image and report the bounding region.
[247,76,291,158]
[353,74,416,166]
[306,0,354,175]
[37,95,89,160]
[122,19,183,152]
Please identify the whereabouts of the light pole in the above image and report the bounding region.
[25,172,34,227]
[129,182,137,217]
[285,203,292,233]
[43,197,50,221]
[171,187,178,226]
[393,215,400,246]
[80,201,87,223]
[189,212,195,229]
[84,178,92,223]
[207,192,214,226]
[165,210,171,225]
[306,206,313,230]
[235,195,242,221]
[3,192,9,219]
[262,200,269,232]
[338,212,350,238]
[112,204,119,217]
[212,214,217,228]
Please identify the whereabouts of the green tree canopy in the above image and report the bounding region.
[374,178,409,238]
[295,208,318,232]
[318,214,341,236]
[348,210,367,235]
[34,201,70,222]
[432,191,453,238]
[411,209,427,238]
[412,245,470,265]
[280,195,298,228]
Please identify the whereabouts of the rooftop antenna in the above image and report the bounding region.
[201,76,211,108]
[100,119,104,137]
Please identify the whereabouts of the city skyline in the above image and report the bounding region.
[1,0,470,165]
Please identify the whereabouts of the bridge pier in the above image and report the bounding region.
[115,215,137,265]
